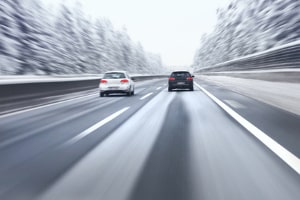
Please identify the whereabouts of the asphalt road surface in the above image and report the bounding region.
[0,78,300,200]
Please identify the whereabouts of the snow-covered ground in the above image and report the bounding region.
[0,75,103,85]
[207,69,300,74]
[198,75,300,116]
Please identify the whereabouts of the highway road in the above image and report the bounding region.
[0,78,300,200]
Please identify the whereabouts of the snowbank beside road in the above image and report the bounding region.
[0,75,103,85]
[198,75,300,116]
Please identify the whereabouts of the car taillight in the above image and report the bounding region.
[169,77,175,81]
[120,79,129,83]
[187,77,193,81]
[100,79,107,83]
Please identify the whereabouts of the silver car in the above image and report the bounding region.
[99,71,135,97]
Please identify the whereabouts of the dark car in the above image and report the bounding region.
[168,71,194,92]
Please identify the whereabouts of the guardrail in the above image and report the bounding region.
[0,74,168,104]
[195,40,300,73]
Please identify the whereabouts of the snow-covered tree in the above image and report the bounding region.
[193,0,300,70]
[0,0,163,75]
[1,0,23,74]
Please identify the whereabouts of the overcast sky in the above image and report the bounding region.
[42,0,230,67]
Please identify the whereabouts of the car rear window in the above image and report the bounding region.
[103,72,126,79]
[171,72,191,77]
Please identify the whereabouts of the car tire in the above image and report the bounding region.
[168,87,172,92]
[190,86,194,91]
[131,90,134,96]
[100,92,104,97]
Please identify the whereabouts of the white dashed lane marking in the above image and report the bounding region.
[65,107,130,145]
[140,93,153,100]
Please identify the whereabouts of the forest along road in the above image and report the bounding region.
[0,78,299,200]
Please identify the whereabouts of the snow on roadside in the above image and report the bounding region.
[0,75,103,85]
[198,75,300,116]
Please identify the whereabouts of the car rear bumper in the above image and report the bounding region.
[100,90,130,94]
[99,85,131,93]
[169,82,193,89]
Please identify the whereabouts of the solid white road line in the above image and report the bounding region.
[0,93,97,119]
[195,82,300,174]
[66,107,130,145]
[156,87,162,90]
[140,92,153,100]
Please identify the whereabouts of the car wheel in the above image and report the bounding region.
[100,92,104,97]
[190,87,194,91]
[131,90,134,96]
[168,87,172,92]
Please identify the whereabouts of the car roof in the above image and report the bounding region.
[171,71,191,73]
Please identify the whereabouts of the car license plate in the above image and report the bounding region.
[177,82,184,85]
[109,86,119,89]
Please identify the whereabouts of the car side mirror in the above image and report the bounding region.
[192,75,195,78]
